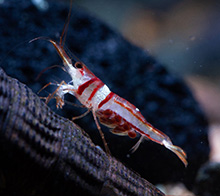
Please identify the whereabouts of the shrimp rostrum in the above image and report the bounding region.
[38,38,187,167]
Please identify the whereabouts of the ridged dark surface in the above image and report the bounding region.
[0,67,164,195]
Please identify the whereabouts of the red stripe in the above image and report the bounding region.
[128,122,150,139]
[98,92,114,108]
[88,81,104,101]
[128,122,165,144]
[77,78,99,95]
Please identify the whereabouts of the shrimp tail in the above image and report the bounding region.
[162,140,188,167]
[143,126,188,167]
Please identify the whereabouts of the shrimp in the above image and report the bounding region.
[33,2,187,167]
[35,37,187,167]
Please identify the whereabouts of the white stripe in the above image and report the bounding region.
[92,84,111,110]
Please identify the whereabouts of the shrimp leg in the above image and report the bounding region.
[92,109,111,155]
[130,135,145,153]
[72,108,91,121]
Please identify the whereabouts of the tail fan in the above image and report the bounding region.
[163,140,188,167]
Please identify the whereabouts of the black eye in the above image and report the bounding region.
[75,62,83,69]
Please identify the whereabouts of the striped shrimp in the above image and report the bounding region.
[33,2,187,167]
[36,37,187,167]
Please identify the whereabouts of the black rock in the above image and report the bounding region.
[195,162,220,196]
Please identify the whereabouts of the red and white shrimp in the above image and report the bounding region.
[33,0,187,166]
[38,37,187,167]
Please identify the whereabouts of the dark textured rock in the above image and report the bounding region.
[0,68,164,196]
[0,0,209,192]
[195,162,220,196]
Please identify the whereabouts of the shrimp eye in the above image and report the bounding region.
[75,62,83,69]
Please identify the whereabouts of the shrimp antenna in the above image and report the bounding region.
[0,39,32,68]
[35,65,65,81]
[58,0,85,66]
[62,44,83,63]
[29,36,52,44]
[60,0,73,46]
[29,37,67,80]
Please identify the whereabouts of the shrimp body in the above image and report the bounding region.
[46,40,187,167]
[96,95,187,167]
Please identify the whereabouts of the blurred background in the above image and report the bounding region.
[74,0,220,79]
[22,0,220,194]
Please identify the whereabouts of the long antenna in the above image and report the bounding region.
[60,0,73,46]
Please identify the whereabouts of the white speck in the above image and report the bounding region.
[126,154,130,158]
[96,145,103,151]
[135,108,139,111]
[31,0,49,11]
